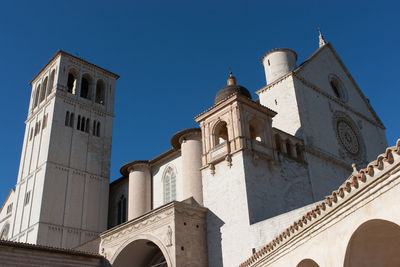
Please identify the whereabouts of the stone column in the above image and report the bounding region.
[127,161,151,220]
[180,131,203,205]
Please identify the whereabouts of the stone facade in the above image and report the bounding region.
[0,37,392,267]
[0,51,119,249]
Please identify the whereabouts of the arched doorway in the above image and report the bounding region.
[343,219,400,267]
[113,239,169,267]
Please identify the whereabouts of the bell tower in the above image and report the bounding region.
[9,51,119,248]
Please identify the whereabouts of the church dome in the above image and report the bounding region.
[214,72,252,105]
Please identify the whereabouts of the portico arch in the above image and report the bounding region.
[343,219,400,267]
[110,233,172,267]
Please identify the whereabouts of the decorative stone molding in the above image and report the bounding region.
[332,111,366,163]
[100,200,207,266]
[240,138,400,267]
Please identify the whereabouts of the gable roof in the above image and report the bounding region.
[294,43,384,128]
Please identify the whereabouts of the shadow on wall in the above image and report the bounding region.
[244,156,314,225]
[206,210,224,267]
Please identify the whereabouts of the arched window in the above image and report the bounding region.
[47,70,55,96]
[81,116,86,131]
[117,195,127,225]
[249,117,264,142]
[329,75,347,101]
[213,121,228,146]
[96,121,100,137]
[77,115,81,130]
[80,74,91,99]
[286,139,292,157]
[274,134,281,152]
[43,114,48,129]
[95,80,105,104]
[67,72,76,93]
[85,118,90,133]
[163,166,176,203]
[39,77,48,103]
[0,223,10,240]
[34,85,40,108]
[70,113,74,127]
[65,111,70,126]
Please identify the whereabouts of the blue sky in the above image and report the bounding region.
[0,1,399,203]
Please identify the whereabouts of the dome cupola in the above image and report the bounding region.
[214,72,252,105]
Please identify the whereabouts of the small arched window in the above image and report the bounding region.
[214,121,228,146]
[164,166,176,203]
[85,118,90,133]
[274,134,281,152]
[329,75,347,101]
[43,114,48,129]
[34,85,40,108]
[80,75,91,99]
[47,70,55,96]
[117,195,127,225]
[0,223,10,240]
[96,121,100,137]
[81,116,86,131]
[65,111,70,126]
[249,118,264,143]
[39,77,48,103]
[69,113,74,127]
[67,72,76,93]
[77,115,81,130]
[95,80,105,104]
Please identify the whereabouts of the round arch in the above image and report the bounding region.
[109,233,173,267]
[343,219,400,267]
[297,258,319,267]
[212,119,229,147]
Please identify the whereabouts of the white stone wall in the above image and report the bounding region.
[202,153,251,267]
[152,152,182,209]
[258,76,302,137]
[8,52,117,249]
[108,178,128,228]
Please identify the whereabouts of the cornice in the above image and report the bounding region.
[194,93,276,122]
[30,50,119,85]
[256,72,293,95]
[101,200,207,240]
[304,145,353,172]
[261,48,298,63]
[120,160,150,176]
[170,128,201,149]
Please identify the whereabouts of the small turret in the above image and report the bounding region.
[261,48,297,85]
